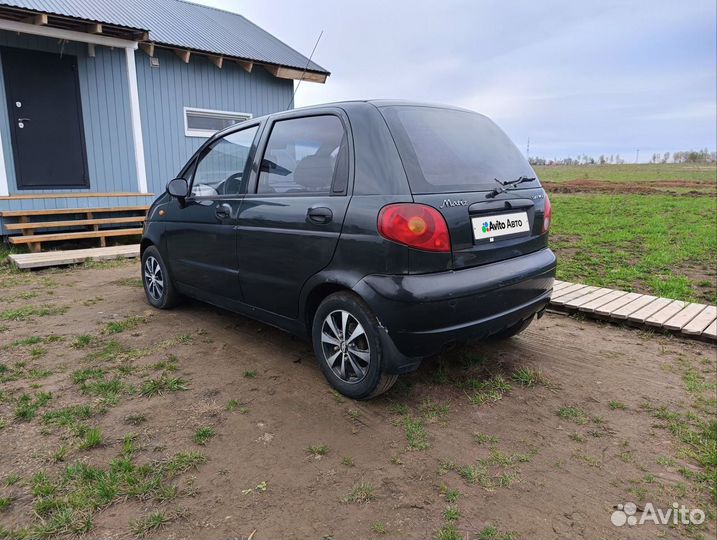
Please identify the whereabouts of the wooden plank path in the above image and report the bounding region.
[551,280,717,342]
[8,244,139,269]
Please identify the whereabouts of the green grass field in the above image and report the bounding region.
[534,163,716,184]
[550,192,716,303]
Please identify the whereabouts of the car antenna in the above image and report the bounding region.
[286,30,324,110]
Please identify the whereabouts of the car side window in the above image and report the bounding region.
[190,125,259,197]
[257,115,347,195]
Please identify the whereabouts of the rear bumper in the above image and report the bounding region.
[353,248,556,360]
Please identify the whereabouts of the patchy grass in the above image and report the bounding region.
[72,335,93,348]
[404,416,430,450]
[419,398,450,421]
[104,315,146,334]
[644,404,716,491]
[344,482,375,503]
[341,457,354,467]
[243,369,257,378]
[193,426,215,446]
[550,194,716,303]
[2,450,206,538]
[140,376,188,397]
[443,505,460,521]
[436,523,460,540]
[307,444,329,456]
[371,522,387,534]
[150,355,178,372]
[130,511,170,538]
[477,523,515,540]
[473,432,499,445]
[460,375,511,405]
[15,392,52,421]
[79,428,102,450]
[441,486,460,503]
[557,406,589,425]
[11,336,43,347]
[5,474,21,487]
[225,399,239,411]
[609,400,628,410]
[511,367,552,388]
[1,304,68,322]
[43,405,93,428]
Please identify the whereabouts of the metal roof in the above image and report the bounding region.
[0,0,329,74]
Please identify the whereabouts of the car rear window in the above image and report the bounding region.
[380,105,539,194]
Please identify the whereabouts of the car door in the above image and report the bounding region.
[164,122,261,302]
[236,111,352,319]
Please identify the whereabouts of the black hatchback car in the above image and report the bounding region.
[141,100,556,399]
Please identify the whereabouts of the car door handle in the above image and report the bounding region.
[307,206,333,224]
[215,203,232,219]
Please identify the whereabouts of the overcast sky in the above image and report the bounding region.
[202,0,715,161]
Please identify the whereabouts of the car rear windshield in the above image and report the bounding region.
[380,105,538,194]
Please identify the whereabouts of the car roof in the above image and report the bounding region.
[211,100,482,140]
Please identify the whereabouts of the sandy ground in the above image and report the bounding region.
[0,259,715,539]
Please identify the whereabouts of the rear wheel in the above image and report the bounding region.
[141,246,180,309]
[490,316,534,340]
[312,292,397,400]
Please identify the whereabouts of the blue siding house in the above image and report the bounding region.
[0,0,328,250]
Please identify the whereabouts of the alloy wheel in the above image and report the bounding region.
[320,309,371,383]
[144,256,164,301]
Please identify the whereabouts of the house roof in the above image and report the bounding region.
[0,0,329,76]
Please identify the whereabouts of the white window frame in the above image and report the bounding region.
[183,106,253,138]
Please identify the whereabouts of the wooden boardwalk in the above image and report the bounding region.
[8,244,139,269]
[550,280,716,342]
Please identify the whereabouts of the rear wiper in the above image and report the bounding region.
[485,176,536,198]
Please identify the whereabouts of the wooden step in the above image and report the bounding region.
[5,216,145,231]
[9,245,140,269]
[9,228,143,245]
[0,206,149,217]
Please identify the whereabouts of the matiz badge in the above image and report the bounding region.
[439,199,467,208]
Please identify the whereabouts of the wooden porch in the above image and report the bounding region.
[0,192,152,252]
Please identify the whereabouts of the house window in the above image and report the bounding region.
[183,107,252,137]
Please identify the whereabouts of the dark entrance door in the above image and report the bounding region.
[1,47,89,189]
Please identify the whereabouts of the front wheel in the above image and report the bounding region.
[312,292,397,400]
[141,245,180,309]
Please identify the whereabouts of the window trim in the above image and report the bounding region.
[251,113,351,198]
[186,121,262,200]
[183,106,253,138]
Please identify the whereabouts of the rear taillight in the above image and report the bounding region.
[378,203,451,252]
[542,193,552,233]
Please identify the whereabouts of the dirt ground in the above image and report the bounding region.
[542,179,715,196]
[1,259,715,539]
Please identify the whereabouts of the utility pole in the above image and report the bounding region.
[635,148,640,163]
[526,137,530,160]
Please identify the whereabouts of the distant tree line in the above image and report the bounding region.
[528,148,716,166]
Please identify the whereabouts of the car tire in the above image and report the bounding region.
[141,245,180,309]
[312,292,397,400]
[490,316,534,340]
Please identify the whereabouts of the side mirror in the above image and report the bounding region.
[166,177,189,199]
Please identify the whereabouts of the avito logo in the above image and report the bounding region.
[481,217,524,234]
